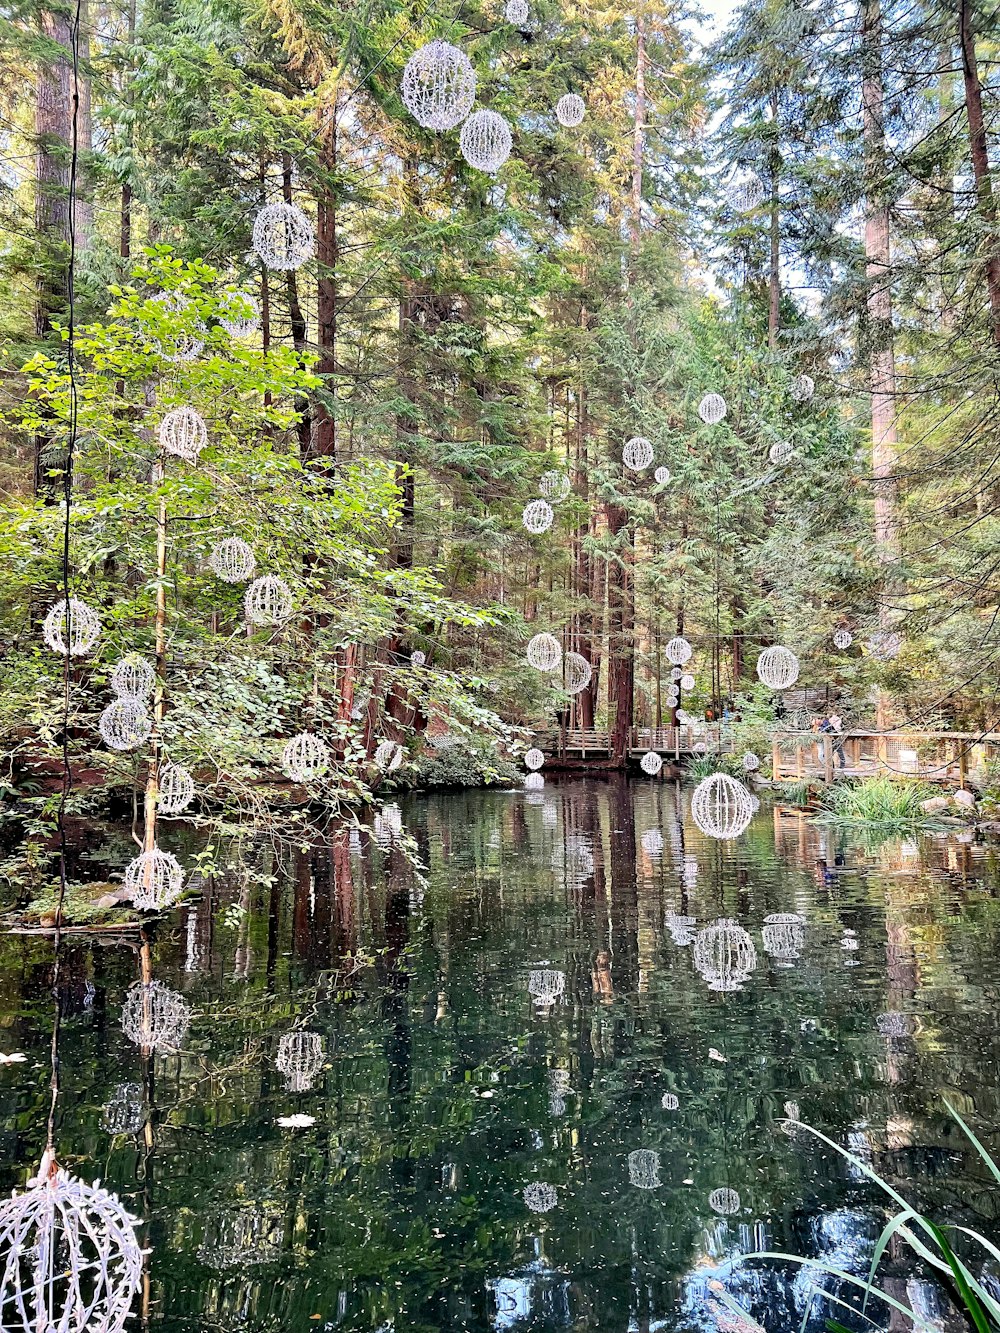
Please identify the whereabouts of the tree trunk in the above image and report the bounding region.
[314,111,338,459]
[768,87,780,349]
[958,0,1000,340]
[630,10,646,251]
[282,152,310,456]
[394,284,417,569]
[607,497,635,767]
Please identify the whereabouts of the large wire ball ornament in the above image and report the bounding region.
[158,762,195,815]
[210,537,256,583]
[691,774,755,840]
[524,771,544,791]
[709,1187,741,1216]
[727,172,764,212]
[159,405,208,463]
[523,1182,557,1213]
[99,698,153,752]
[245,574,293,625]
[275,1031,324,1092]
[867,629,902,662]
[698,392,728,425]
[622,436,654,471]
[762,912,805,963]
[742,751,760,772]
[791,372,815,403]
[121,980,191,1051]
[103,1082,145,1136]
[148,292,205,363]
[555,93,585,127]
[410,650,426,667]
[401,39,476,131]
[628,1149,661,1190]
[522,498,554,534]
[219,290,259,338]
[661,1091,680,1111]
[459,109,513,173]
[281,732,330,783]
[374,739,404,773]
[43,598,100,657]
[528,968,565,1012]
[539,470,570,502]
[680,672,695,691]
[560,650,592,696]
[833,628,853,650]
[252,202,316,270]
[769,439,793,465]
[526,632,562,672]
[0,1160,143,1333]
[524,748,545,771]
[756,645,799,690]
[665,636,693,666]
[124,847,184,911]
[693,918,757,992]
[110,655,154,699]
[505,0,529,20]
[653,465,671,484]
[640,750,663,776]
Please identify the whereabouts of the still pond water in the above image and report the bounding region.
[2,778,1000,1332]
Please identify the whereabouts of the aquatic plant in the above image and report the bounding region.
[821,775,938,826]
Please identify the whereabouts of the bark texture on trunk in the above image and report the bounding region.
[768,88,780,349]
[959,0,1000,340]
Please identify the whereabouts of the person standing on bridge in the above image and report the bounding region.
[827,710,846,768]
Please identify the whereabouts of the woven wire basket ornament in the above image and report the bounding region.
[559,651,591,695]
[459,109,513,173]
[526,632,561,672]
[628,1149,660,1190]
[555,93,585,127]
[727,173,764,212]
[252,202,315,270]
[640,751,663,776]
[661,1091,680,1111]
[281,732,330,782]
[124,847,184,911]
[680,673,695,691]
[709,1186,741,1216]
[790,372,815,403]
[401,39,476,130]
[769,440,793,465]
[103,1083,145,1137]
[0,1158,143,1333]
[505,0,529,20]
[756,645,799,689]
[693,919,757,992]
[210,537,256,583]
[524,748,545,771]
[654,465,671,484]
[245,575,293,625]
[528,968,565,1012]
[833,628,853,649]
[691,774,755,840]
[43,598,100,657]
[110,655,154,699]
[665,636,693,666]
[219,290,259,338]
[410,650,426,667]
[275,1031,324,1092]
[375,739,405,773]
[159,406,208,463]
[158,762,195,815]
[622,436,654,471]
[762,912,804,963]
[121,980,190,1051]
[99,698,153,751]
[522,498,554,534]
[523,771,544,791]
[741,751,760,772]
[867,629,902,661]
[698,392,728,425]
[523,1182,557,1213]
[539,470,570,502]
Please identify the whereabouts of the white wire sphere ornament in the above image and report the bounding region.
[640,750,663,776]
[281,732,330,782]
[791,372,815,403]
[622,436,654,471]
[219,290,259,338]
[728,172,764,212]
[0,1160,143,1333]
[555,93,585,127]
[148,292,205,363]
[524,747,545,771]
[43,598,100,657]
[709,1186,741,1216]
[691,773,755,840]
[680,673,695,691]
[539,470,570,502]
[522,498,554,534]
[526,632,561,672]
[410,650,426,667]
[693,918,757,992]
[210,537,256,583]
[661,1091,680,1111]
[698,392,728,425]
[459,109,513,173]
[276,1030,324,1092]
[121,979,190,1051]
[653,465,671,484]
[125,847,184,911]
[628,1149,661,1190]
[401,39,476,131]
[159,405,208,463]
[867,629,902,662]
[505,0,529,20]
[99,698,153,752]
[245,574,293,625]
[742,751,760,772]
[665,636,693,666]
[833,628,853,650]
[375,739,405,773]
[562,650,592,695]
[110,655,154,699]
[252,202,315,270]
[762,912,805,963]
[523,1182,557,1213]
[528,968,565,1011]
[158,762,195,815]
[769,439,793,465]
[756,645,799,690]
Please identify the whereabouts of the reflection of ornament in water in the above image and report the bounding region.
[682,854,698,888]
[661,1091,679,1110]
[640,750,662,776]
[666,635,693,665]
[43,598,100,656]
[640,828,664,856]
[524,772,544,792]
[691,773,755,840]
[841,929,858,950]
[762,912,804,963]
[528,969,565,1012]
[103,1082,145,1136]
[693,919,757,992]
[666,911,697,945]
[549,1068,570,1117]
[876,1010,909,1037]
[709,1187,741,1216]
[781,1099,801,1137]
[526,632,561,672]
[373,803,403,846]
[524,747,545,771]
[756,645,799,689]
[541,799,558,828]
[556,832,594,888]
[125,847,184,910]
[628,1149,660,1190]
[198,1204,283,1270]
[523,1182,557,1212]
[0,1158,143,1333]
[275,1030,324,1092]
[121,980,190,1051]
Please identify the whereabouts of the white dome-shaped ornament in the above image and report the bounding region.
[728,173,764,212]
[769,440,793,465]
[157,762,195,815]
[219,290,258,338]
[523,1182,557,1213]
[791,372,815,403]
[539,470,570,502]
[742,751,760,772]
[528,968,565,1012]
[125,847,184,911]
[110,655,154,699]
[281,732,330,782]
[401,39,476,131]
[526,632,561,672]
[698,393,727,425]
[640,751,662,776]
[628,1149,660,1190]
[522,498,554,534]
[276,1030,324,1092]
[121,979,190,1051]
[555,93,585,127]
[622,436,654,471]
[691,773,755,840]
[375,739,405,773]
[665,636,693,665]
[525,748,545,771]
[709,1186,741,1216]
[756,645,799,690]
[505,0,529,20]
[245,575,293,625]
[459,109,513,173]
[562,651,592,695]
[210,537,256,583]
[43,598,100,657]
[661,1091,679,1111]
[693,918,757,992]
[252,202,315,271]
[654,465,671,484]
[159,405,207,463]
[762,912,804,963]
[833,628,853,649]
[99,698,153,751]
[680,673,695,691]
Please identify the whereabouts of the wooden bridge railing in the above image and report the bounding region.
[771,731,1000,784]
[542,726,730,757]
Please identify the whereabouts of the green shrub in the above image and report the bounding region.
[407,742,520,790]
[822,774,938,825]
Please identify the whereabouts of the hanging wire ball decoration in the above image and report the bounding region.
[374,802,404,847]
[252,202,316,270]
[742,751,760,772]
[675,708,691,726]
[671,666,683,681]
[762,912,804,963]
[640,828,664,857]
[791,372,815,403]
[833,628,853,649]
[210,537,256,583]
[159,406,207,463]
[769,440,793,465]
[103,1082,145,1137]
[428,732,456,750]
[523,1182,557,1213]
[691,774,755,840]
[275,1031,324,1092]
[867,629,902,661]
[158,762,195,815]
[526,632,562,672]
[698,392,727,425]
[666,686,680,703]
[622,436,654,471]
[410,650,426,667]
[401,39,476,130]
[110,655,154,699]
[561,651,592,695]
[219,290,259,338]
[245,575,293,625]
[640,751,663,776]
[375,739,405,773]
[680,673,695,691]
[628,1149,661,1190]
[525,748,545,771]
[43,598,100,657]
[522,498,554,534]
[539,470,570,502]
[665,636,693,666]
[555,93,585,127]
[709,1187,741,1216]
[524,771,545,791]
[124,847,184,911]
[459,109,513,173]
[654,465,671,484]
[756,645,799,689]
[0,1156,143,1333]
[528,968,565,1012]
[505,0,529,20]
[693,918,757,992]
[99,698,153,752]
[661,1091,680,1111]
[121,979,190,1051]
[281,732,330,783]
[727,173,764,212]
[148,292,205,363]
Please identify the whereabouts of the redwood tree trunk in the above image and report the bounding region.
[958,0,1000,340]
[768,88,780,349]
[607,498,635,767]
[314,114,339,459]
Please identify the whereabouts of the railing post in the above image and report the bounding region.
[823,734,833,783]
[772,737,781,781]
